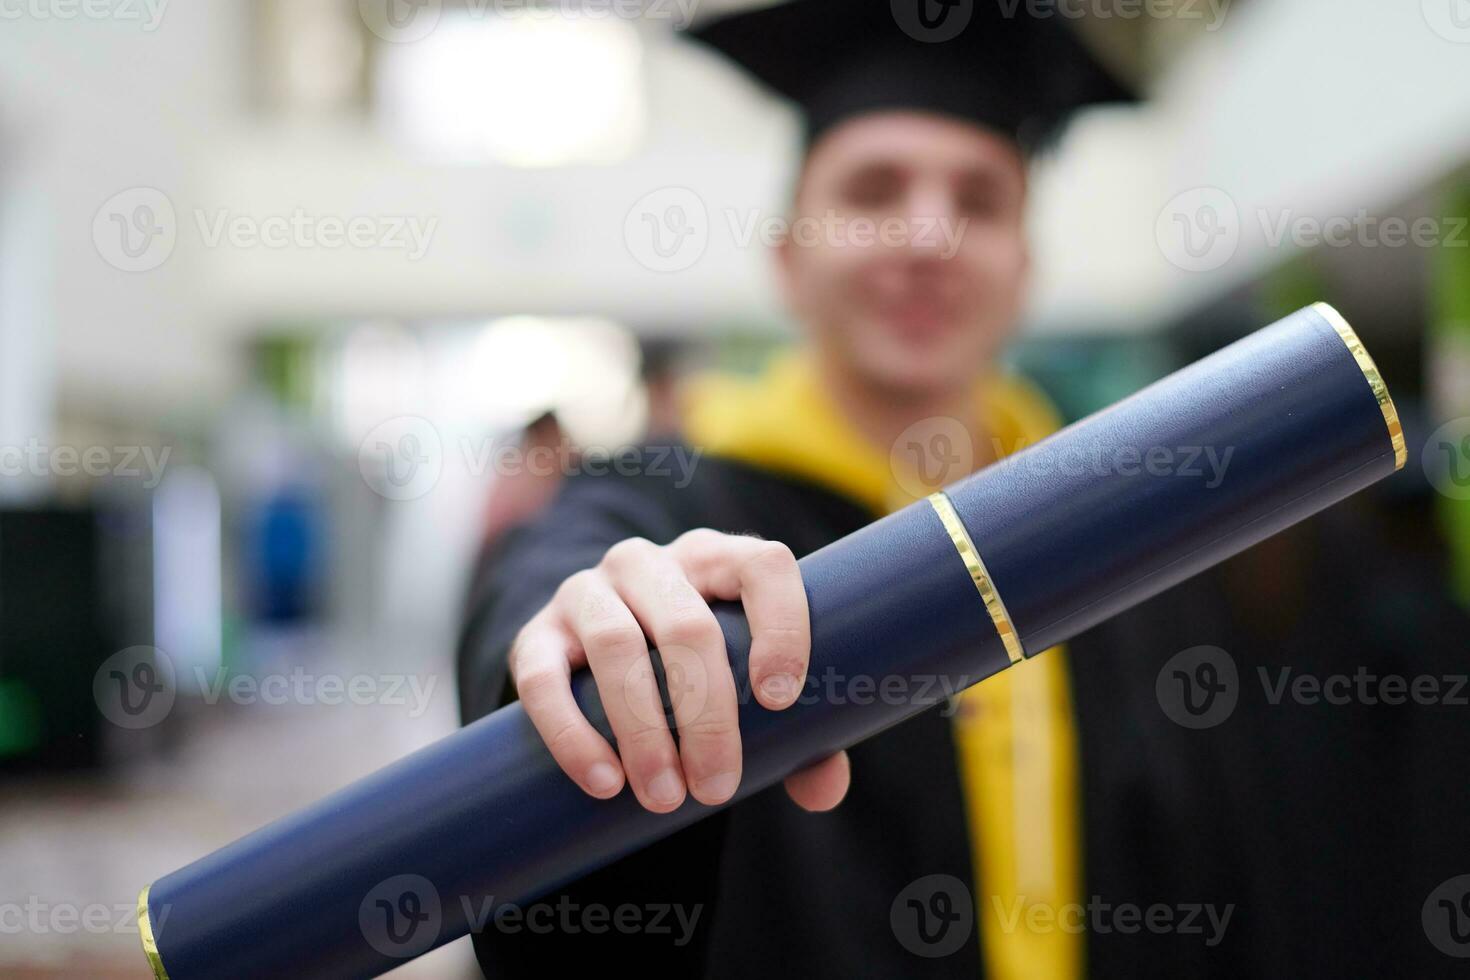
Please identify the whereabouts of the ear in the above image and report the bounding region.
[771,215,798,306]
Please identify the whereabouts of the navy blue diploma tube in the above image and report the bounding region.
[139,303,1406,978]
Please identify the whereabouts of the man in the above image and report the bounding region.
[457,3,1131,977]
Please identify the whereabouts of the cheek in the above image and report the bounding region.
[955,228,1028,307]
[787,242,871,318]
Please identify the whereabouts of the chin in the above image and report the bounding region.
[851,340,981,398]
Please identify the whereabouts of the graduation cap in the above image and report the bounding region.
[687,0,1136,152]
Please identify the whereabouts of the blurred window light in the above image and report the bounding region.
[153,466,223,695]
[257,0,367,116]
[375,10,646,167]
[322,322,429,451]
[444,315,644,446]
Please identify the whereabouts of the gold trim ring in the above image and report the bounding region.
[927,491,1025,665]
[1313,302,1407,471]
[138,884,170,979]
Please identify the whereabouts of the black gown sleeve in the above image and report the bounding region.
[453,461,731,977]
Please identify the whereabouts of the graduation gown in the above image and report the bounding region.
[456,350,1470,979]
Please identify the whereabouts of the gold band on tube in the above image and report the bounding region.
[138,884,170,979]
[1314,302,1407,471]
[927,491,1025,665]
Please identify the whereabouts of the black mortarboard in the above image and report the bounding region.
[687,0,1136,152]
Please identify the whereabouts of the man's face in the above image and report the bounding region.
[777,111,1030,396]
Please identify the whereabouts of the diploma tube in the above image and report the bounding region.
[139,303,1405,979]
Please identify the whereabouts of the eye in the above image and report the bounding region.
[955,178,1003,218]
[841,164,904,210]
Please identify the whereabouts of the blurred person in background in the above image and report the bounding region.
[458,2,1470,979]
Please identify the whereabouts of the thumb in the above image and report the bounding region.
[783,750,850,812]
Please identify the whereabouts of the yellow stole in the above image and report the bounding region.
[683,348,1082,980]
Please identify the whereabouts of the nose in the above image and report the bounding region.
[902,182,959,256]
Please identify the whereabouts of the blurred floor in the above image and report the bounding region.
[0,625,479,979]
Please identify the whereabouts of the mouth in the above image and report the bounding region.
[877,297,959,341]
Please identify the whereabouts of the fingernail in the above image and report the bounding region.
[647,768,684,806]
[760,673,800,706]
[586,762,621,795]
[693,771,740,803]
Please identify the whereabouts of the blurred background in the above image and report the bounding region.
[1,0,1468,976]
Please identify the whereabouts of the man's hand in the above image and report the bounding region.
[507,528,850,814]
